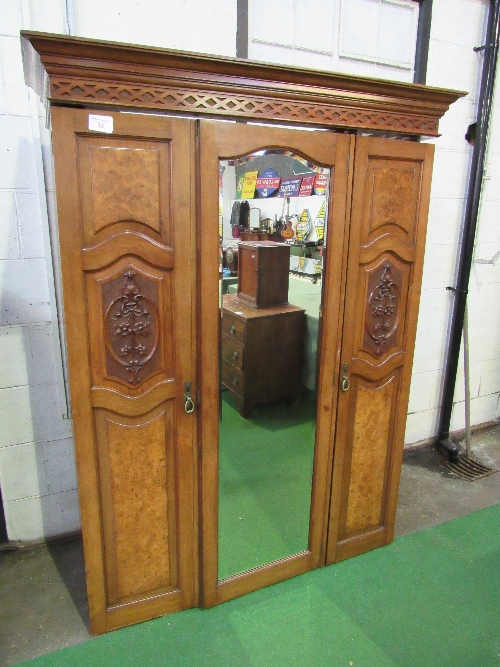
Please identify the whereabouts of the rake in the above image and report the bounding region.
[442,303,497,481]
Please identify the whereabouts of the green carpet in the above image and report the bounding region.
[19,503,500,667]
[218,391,316,579]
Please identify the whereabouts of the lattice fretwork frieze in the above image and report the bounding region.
[50,79,438,134]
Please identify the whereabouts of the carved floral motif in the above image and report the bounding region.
[105,270,159,384]
[366,264,399,355]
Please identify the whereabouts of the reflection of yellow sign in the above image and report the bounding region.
[241,171,259,199]
[298,256,306,270]
[296,208,312,242]
[236,175,244,199]
[315,202,325,241]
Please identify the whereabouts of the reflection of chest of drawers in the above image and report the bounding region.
[221,294,305,417]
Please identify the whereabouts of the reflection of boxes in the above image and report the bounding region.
[237,241,290,308]
[289,254,318,276]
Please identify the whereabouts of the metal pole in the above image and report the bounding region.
[463,303,472,460]
[437,0,500,460]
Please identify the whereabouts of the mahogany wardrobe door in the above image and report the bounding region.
[50,108,198,634]
[198,120,352,607]
[326,136,434,564]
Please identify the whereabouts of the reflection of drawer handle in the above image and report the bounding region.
[232,377,239,386]
[232,351,239,360]
[230,325,236,334]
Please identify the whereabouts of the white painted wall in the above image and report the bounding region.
[0,0,79,541]
[0,0,498,541]
[405,0,499,444]
[72,0,237,55]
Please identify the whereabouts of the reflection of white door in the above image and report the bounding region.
[248,0,420,82]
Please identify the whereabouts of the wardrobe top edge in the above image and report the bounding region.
[21,31,466,138]
[21,31,466,106]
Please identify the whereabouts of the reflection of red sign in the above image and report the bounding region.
[278,177,302,197]
[314,173,328,195]
[299,176,315,196]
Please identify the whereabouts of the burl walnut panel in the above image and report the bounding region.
[97,405,177,605]
[364,160,422,246]
[77,135,172,246]
[89,146,162,235]
[344,377,396,536]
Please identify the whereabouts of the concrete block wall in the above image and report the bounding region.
[454,66,500,431]
[405,0,500,444]
[0,0,79,541]
[0,0,498,541]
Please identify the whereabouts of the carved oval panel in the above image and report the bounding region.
[103,269,161,385]
[364,263,401,357]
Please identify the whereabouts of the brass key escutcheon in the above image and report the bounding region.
[340,363,349,392]
[184,382,195,414]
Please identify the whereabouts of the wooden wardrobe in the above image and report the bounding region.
[22,31,463,635]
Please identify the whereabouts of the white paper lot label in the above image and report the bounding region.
[88,114,113,133]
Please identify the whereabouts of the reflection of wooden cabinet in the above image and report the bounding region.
[24,31,461,635]
[221,294,305,417]
[237,241,290,308]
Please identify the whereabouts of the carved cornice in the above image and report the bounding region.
[22,32,465,137]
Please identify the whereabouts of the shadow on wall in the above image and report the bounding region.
[0,138,79,544]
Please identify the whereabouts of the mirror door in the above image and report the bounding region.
[199,120,352,606]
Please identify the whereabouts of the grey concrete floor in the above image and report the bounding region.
[1,424,499,667]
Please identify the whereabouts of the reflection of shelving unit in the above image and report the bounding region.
[223,196,327,244]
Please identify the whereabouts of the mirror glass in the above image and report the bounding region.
[218,149,330,580]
